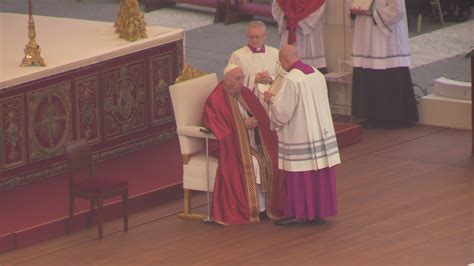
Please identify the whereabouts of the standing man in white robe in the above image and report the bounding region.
[351,0,418,127]
[272,0,327,73]
[228,20,281,95]
[263,45,340,226]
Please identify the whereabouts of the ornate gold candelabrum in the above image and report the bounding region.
[21,0,46,67]
[114,0,148,42]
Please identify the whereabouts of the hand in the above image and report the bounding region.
[244,117,258,129]
[350,7,372,16]
[256,71,273,84]
[263,91,274,104]
[263,74,273,84]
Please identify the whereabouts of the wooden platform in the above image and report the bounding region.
[1,125,473,265]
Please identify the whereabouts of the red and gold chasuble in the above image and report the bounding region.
[277,0,325,44]
[203,83,284,224]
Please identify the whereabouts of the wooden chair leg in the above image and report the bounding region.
[87,199,96,227]
[214,0,226,23]
[223,0,243,25]
[417,13,422,33]
[436,0,444,25]
[97,197,104,240]
[183,189,192,215]
[177,189,207,220]
[122,190,129,232]
[67,193,74,234]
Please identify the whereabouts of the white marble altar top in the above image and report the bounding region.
[0,12,185,89]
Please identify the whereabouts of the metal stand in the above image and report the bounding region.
[202,129,213,223]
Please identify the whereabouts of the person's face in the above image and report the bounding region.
[225,68,245,93]
[247,26,266,49]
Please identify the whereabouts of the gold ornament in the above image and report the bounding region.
[174,64,208,84]
[21,0,46,67]
[114,0,148,42]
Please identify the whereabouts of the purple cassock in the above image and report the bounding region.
[283,60,338,220]
[284,169,337,220]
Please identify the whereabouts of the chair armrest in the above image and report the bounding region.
[177,126,216,140]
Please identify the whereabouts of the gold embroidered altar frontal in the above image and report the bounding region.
[0,13,184,190]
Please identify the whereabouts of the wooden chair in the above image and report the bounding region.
[64,139,129,239]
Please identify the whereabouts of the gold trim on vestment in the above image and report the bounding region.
[237,96,277,220]
[241,98,277,220]
[259,139,278,220]
[250,148,268,192]
[228,93,260,223]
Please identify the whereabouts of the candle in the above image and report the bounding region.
[28,0,32,17]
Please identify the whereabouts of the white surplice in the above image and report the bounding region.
[228,45,280,93]
[272,1,327,69]
[351,0,411,69]
[267,68,340,172]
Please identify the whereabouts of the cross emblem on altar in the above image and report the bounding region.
[34,96,66,148]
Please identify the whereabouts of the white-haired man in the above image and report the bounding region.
[203,64,284,225]
[228,20,281,95]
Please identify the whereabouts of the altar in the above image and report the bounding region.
[0,13,184,190]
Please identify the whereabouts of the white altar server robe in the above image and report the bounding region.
[351,0,411,69]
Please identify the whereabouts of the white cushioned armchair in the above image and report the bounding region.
[170,72,219,220]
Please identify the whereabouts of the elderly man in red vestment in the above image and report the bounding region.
[203,65,284,225]
[272,0,327,73]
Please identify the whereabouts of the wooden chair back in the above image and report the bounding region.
[64,139,95,183]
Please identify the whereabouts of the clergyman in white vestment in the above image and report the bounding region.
[228,20,281,95]
[264,45,340,226]
[350,0,418,126]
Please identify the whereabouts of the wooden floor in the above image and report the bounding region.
[1,125,473,265]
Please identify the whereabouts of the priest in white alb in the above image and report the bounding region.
[350,0,418,127]
[264,45,340,226]
[272,0,327,73]
[228,20,281,95]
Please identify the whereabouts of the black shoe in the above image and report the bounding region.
[307,218,325,225]
[456,10,472,22]
[445,12,458,22]
[362,120,376,129]
[274,218,306,226]
[259,211,268,221]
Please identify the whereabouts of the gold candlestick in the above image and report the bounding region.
[21,0,46,67]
